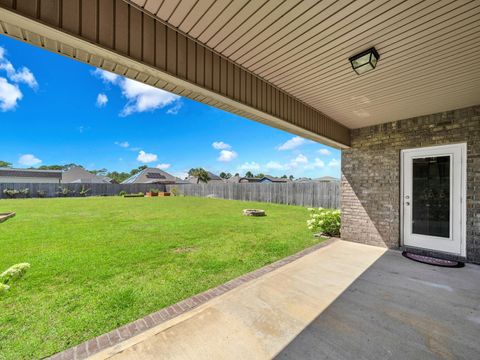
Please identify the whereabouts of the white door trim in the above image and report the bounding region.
[400,143,466,257]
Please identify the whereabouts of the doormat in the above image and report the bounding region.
[402,251,464,268]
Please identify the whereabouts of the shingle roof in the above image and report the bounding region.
[0,167,62,179]
[121,167,183,184]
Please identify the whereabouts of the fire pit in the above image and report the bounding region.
[243,209,266,217]
[0,212,15,223]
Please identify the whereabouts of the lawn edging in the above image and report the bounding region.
[47,237,339,360]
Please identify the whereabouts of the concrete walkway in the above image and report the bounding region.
[90,240,386,359]
[89,240,480,359]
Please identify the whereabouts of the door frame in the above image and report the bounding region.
[400,143,467,257]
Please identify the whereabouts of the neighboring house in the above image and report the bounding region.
[226,175,241,183]
[239,175,288,183]
[187,171,224,184]
[62,166,113,184]
[121,167,186,184]
[315,176,340,182]
[0,168,62,183]
[295,176,339,183]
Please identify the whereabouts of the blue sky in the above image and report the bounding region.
[0,35,340,179]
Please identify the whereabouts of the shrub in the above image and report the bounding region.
[124,193,145,198]
[307,207,341,237]
[149,188,161,194]
[170,187,179,196]
[118,190,127,196]
[19,188,30,197]
[57,186,73,197]
[37,190,47,198]
[1,263,31,285]
[79,186,91,197]
[3,188,19,198]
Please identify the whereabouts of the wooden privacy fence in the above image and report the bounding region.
[0,183,167,199]
[166,182,340,209]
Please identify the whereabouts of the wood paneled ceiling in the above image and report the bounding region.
[130,0,480,128]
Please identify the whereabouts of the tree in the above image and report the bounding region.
[219,172,232,179]
[130,165,147,176]
[106,171,131,183]
[255,173,265,178]
[289,175,295,181]
[0,161,12,168]
[280,175,288,179]
[234,173,239,177]
[244,171,254,178]
[188,168,210,183]
[37,164,81,171]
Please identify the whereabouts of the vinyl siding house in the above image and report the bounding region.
[0,168,62,183]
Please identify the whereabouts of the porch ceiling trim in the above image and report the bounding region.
[0,0,350,149]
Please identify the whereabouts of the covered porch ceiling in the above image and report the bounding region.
[129,0,480,128]
[1,0,479,148]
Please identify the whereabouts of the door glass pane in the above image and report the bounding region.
[412,156,450,238]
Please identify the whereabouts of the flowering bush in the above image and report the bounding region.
[3,188,19,198]
[1,263,31,285]
[307,207,341,236]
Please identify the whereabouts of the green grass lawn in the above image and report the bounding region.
[0,196,322,359]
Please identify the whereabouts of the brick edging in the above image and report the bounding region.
[47,237,338,360]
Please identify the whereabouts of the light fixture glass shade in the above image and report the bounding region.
[349,48,380,75]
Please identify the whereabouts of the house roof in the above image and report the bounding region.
[121,167,183,184]
[186,171,224,184]
[62,166,112,184]
[0,167,62,179]
[240,175,288,183]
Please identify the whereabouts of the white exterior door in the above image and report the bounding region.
[401,144,466,256]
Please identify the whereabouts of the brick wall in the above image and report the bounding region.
[341,105,480,263]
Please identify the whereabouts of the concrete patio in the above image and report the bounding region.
[86,240,480,360]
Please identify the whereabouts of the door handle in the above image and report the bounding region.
[405,202,410,206]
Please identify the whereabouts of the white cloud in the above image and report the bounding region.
[120,79,180,116]
[9,67,38,89]
[266,161,285,170]
[218,150,238,162]
[305,158,325,169]
[277,136,306,151]
[166,101,182,115]
[93,68,120,84]
[18,154,41,166]
[93,69,181,116]
[212,141,231,150]
[294,154,308,164]
[318,148,331,155]
[0,46,38,111]
[96,93,108,107]
[156,163,171,170]
[115,141,130,148]
[238,162,260,171]
[137,150,158,163]
[0,47,37,90]
[328,158,340,167]
[0,77,22,111]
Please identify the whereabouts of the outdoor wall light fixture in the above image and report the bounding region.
[349,47,380,75]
